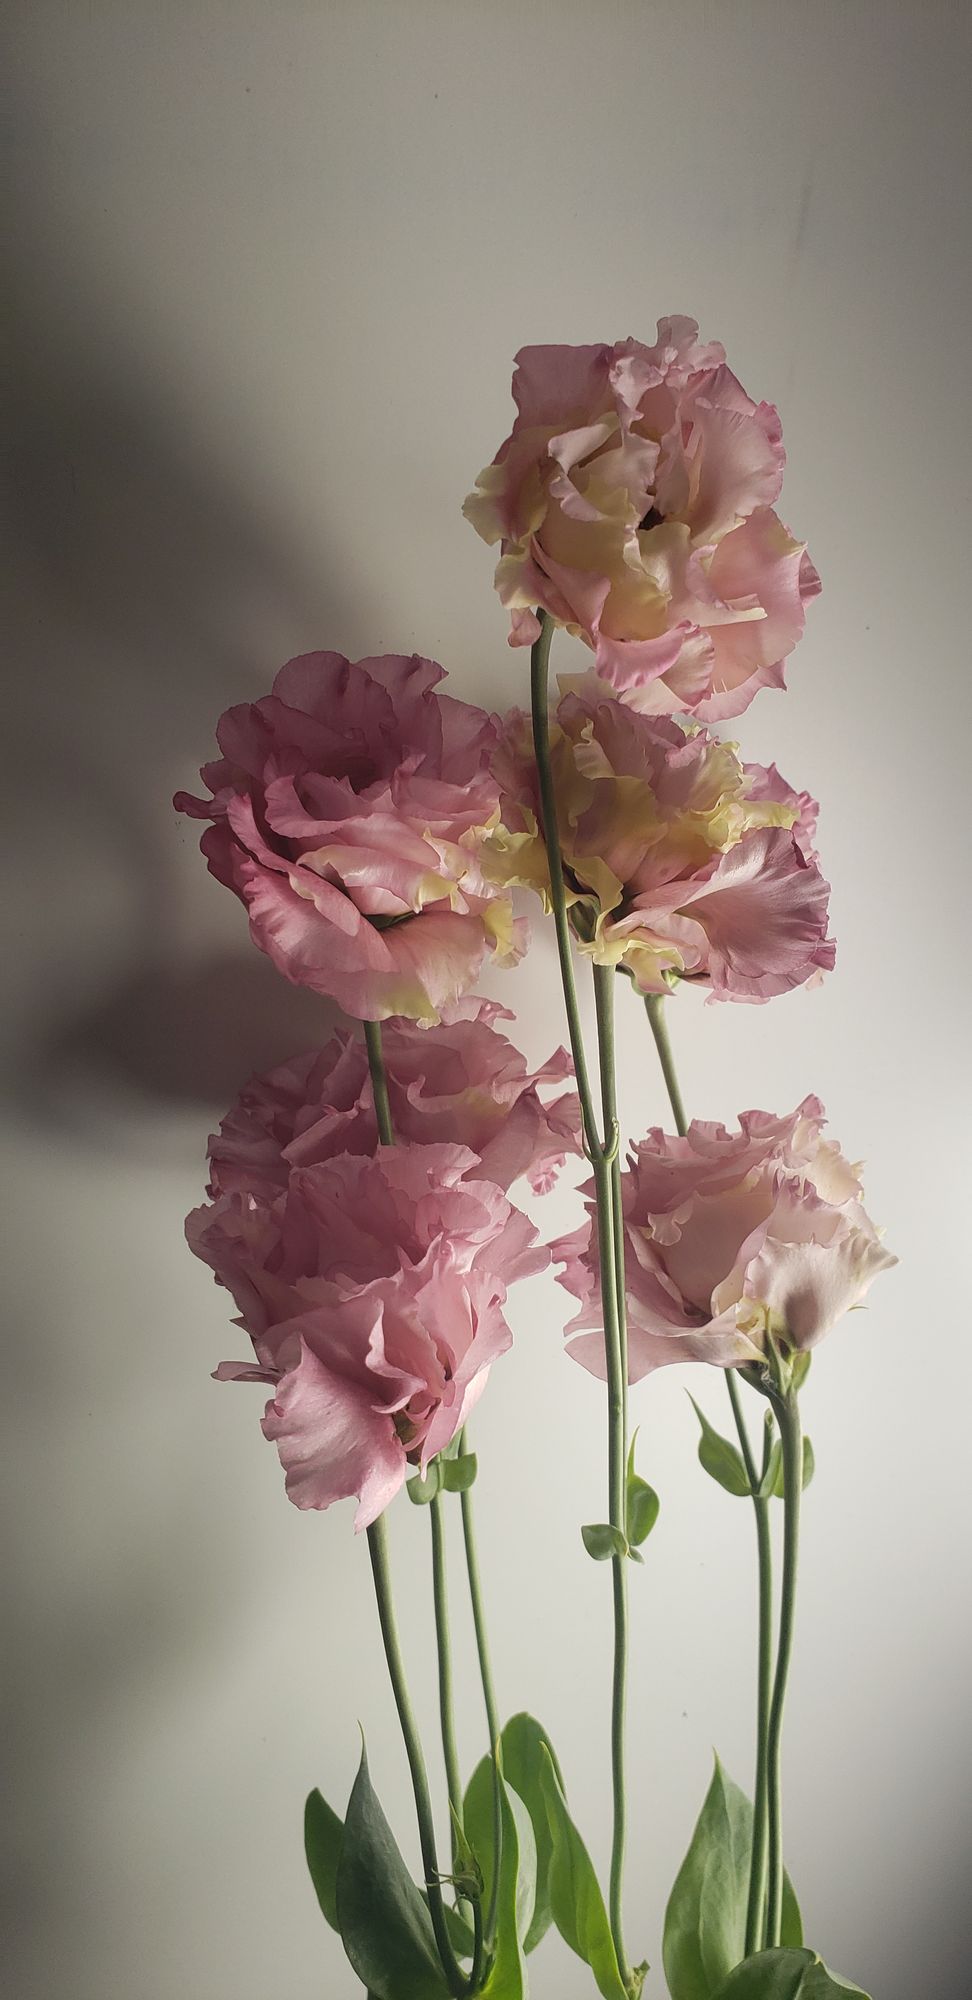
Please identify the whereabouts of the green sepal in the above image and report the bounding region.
[335,1739,451,2000]
[582,1521,629,1561]
[663,1756,802,2000]
[463,1712,565,1954]
[406,1461,442,1505]
[688,1395,752,1497]
[441,1452,478,1493]
[626,1431,661,1547]
[711,1947,870,1999]
[789,1351,812,1393]
[758,1436,815,1501]
[538,1745,630,2000]
[447,1803,485,1904]
[304,1787,343,1930]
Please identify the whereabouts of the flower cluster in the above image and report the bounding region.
[186,1010,578,1520]
[175,650,523,1024]
[463,318,819,719]
[553,1097,895,1379]
[488,688,834,999]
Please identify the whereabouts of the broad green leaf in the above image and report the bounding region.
[335,1741,450,2000]
[582,1521,629,1561]
[500,1713,565,1952]
[712,1948,870,1999]
[479,1777,537,1998]
[758,1438,815,1501]
[462,1713,565,1955]
[626,1431,661,1547]
[688,1396,751,1498]
[406,1461,441,1504]
[663,1758,802,2000]
[304,1788,343,1930]
[539,1746,629,2000]
[441,1452,478,1493]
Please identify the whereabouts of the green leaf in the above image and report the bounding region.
[688,1396,752,1497]
[626,1430,661,1546]
[441,1452,478,1493]
[711,1947,870,1999]
[663,1757,802,2000]
[499,1713,565,1953]
[539,1746,629,2000]
[304,1788,343,1930]
[462,1713,566,1955]
[758,1437,815,1501]
[335,1741,451,2000]
[582,1521,629,1561]
[406,1461,441,1505]
[479,1776,537,1998]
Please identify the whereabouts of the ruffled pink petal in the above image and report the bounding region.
[262,1339,405,1528]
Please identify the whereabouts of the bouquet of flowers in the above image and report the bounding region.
[176,319,894,1999]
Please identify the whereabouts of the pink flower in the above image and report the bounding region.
[188,1141,546,1525]
[206,998,582,1201]
[174,651,525,1024]
[463,319,819,721]
[488,691,834,1001]
[552,1098,895,1380]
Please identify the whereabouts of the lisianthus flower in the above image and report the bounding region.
[175,651,525,1024]
[552,1097,896,1379]
[188,1141,546,1525]
[487,690,835,1001]
[205,998,581,1201]
[463,319,819,721]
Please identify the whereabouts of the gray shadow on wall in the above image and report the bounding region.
[2,260,357,1997]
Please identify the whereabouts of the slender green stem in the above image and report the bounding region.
[643,992,688,1136]
[642,990,779,1955]
[363,1018,394,1144]
[726,1379,775,1956]
[530,609,631,1984]
[458,1444,503,1949]
[529,613,606,1158]
[366,1515,467,1996]
[762,1387,802,1947]
[430,1495,464,1850]
[592,964,632,1967]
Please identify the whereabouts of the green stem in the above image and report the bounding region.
[363,1018,394,1144]
[458,1444,503,1950]
[726,1378,775,1956]
[762,1386,802,1947]
[643,992,688,1136]
[592,964,631,1967]
[366,1515,467,1997]
[530,610,631,1986]
[430,1495,464,1853]
[642,990,777,1955]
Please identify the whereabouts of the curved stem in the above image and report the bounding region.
[529,610,631,1984]
[762,1388,802,1947]
[458,1445,503,1949]
[367,1515,467,1996]
[726,1379,775,1956]
[430,1495,464,1852]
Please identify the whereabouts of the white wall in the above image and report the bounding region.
[4,5,970,1997]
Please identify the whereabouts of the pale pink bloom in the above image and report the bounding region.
[175,652,524,1024]
[188,1142,546,1525]
[488,690,834,1001]
[463,319,819,720]
[552,1098,895,1379]
[207,999,581,1201]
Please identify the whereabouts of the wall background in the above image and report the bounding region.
[3,5,970,1996]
